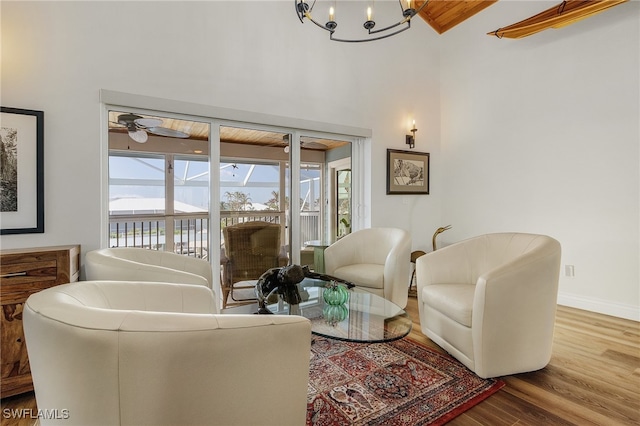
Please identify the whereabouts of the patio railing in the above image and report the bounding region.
[108,210,320,259]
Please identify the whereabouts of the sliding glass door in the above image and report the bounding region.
[216,125,353,306]
[104,103,361,309]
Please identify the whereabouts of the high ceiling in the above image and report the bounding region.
[108,1,629,148]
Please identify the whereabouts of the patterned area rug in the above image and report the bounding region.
[307,336,504,426]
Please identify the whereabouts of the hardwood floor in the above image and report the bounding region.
[404,297,640,425]
[1,297,638,426]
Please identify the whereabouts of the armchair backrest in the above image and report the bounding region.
[222,221,283,284]
[420,233,561,286]
[326,227,410,267]
[85,247,213,288]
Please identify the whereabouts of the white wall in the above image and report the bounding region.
[1,1,637,320]
[439,1,639,320]
[0,3,441,259]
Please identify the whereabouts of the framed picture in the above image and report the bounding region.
[386,149,429,195]
[0,107,44,234]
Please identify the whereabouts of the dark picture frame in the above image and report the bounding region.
[386,149,429,195]
[1,107,44,234]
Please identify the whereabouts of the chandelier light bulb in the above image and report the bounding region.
[329,6,335,21]
[367,7,372,21]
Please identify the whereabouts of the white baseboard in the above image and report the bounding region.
[557,292,640,322]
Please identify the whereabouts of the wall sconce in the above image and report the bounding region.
[406,120,417,149]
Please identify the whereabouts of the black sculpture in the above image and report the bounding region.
[255,264,355,314]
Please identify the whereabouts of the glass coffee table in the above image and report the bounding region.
[228,277,412,343]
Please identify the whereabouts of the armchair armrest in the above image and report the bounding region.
[472,244,561,377]
[383,234,411,308]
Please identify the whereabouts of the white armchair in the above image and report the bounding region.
[324,227,411,308]
[416,232,561,378]
[85,248,216,310]
[23,281,311,426]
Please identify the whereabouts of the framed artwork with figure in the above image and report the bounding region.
[0,107,44,234]
[386,149,429,195]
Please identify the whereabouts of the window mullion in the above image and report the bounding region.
[166,155,175,252]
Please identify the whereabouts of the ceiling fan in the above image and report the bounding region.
[281,134,328,151]
[115,113,190,143]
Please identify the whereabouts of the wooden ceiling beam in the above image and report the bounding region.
[415,0,498,35]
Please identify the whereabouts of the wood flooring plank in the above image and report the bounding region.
[555,313,640,348]
[553,324,639,357]
[483,388,575,426]
[603,348,640,365]
[548,349,640,395]
[504,375,633,426]
[446,412,491,426]
[450,396,518,426]
[522,364,640,424]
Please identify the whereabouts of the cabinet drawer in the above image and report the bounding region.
[0,260,58,284]
[0,261,58,304]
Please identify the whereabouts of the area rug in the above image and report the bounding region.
[307,336,504,426]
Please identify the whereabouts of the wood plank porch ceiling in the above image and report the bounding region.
[108,112,348,151]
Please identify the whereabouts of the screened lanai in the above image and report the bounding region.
[107,112,354,299]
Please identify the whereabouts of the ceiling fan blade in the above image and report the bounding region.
[134,117,163,128]
[128,129,148,143]
[146,127,189,138]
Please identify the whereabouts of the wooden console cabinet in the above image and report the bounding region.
[0,245,80,398]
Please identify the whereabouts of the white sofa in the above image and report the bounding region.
[416,232,561,378]
[324,227,411,309]
[85,247,217,310]
[23,281,311,426]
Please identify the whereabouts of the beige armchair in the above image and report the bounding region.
[416,232,561,378]
[324,227,411,309]
[23,281,311,426]
[85,247,216,310]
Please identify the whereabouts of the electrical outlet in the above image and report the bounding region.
[565,265,575,277]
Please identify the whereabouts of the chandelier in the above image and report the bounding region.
[295,1,429,43]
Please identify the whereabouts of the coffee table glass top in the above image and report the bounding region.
[265,278,412,343]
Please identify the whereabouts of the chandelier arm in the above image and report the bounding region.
[305,12,337,34]
[368,17,409,35]
[331,23,411,43]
